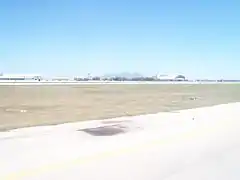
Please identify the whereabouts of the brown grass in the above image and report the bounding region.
[0,84,240,131]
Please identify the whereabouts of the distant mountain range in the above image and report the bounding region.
[102,72,143,78]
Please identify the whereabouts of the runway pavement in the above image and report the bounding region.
[1,103,240,180]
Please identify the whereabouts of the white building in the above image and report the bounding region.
[155,74,186,81]
[51,77,72,81]
[0,74,42,81]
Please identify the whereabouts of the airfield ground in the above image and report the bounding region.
[0,84,240,131]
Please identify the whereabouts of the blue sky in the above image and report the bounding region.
[0,0,240,79]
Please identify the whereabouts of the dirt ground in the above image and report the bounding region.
[0,84,240,131]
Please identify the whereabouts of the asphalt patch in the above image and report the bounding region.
[79,124,128,136]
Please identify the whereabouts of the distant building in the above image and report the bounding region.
[0,74,42,81]
[52,77,71,81]
[155,74,186,81]
[74,76,89,81]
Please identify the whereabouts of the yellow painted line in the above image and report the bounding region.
[2,125,222,180]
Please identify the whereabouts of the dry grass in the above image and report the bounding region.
[0,84,240,131]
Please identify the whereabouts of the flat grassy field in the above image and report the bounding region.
[0,84,240,131]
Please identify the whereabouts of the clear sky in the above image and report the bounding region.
[0,0,240,79]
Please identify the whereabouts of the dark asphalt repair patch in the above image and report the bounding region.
[79,124,128,136]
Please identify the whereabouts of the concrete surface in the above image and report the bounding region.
[0,102,240,180]
[0,81,239,85]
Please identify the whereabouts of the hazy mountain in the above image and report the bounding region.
[103,72,143,78]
